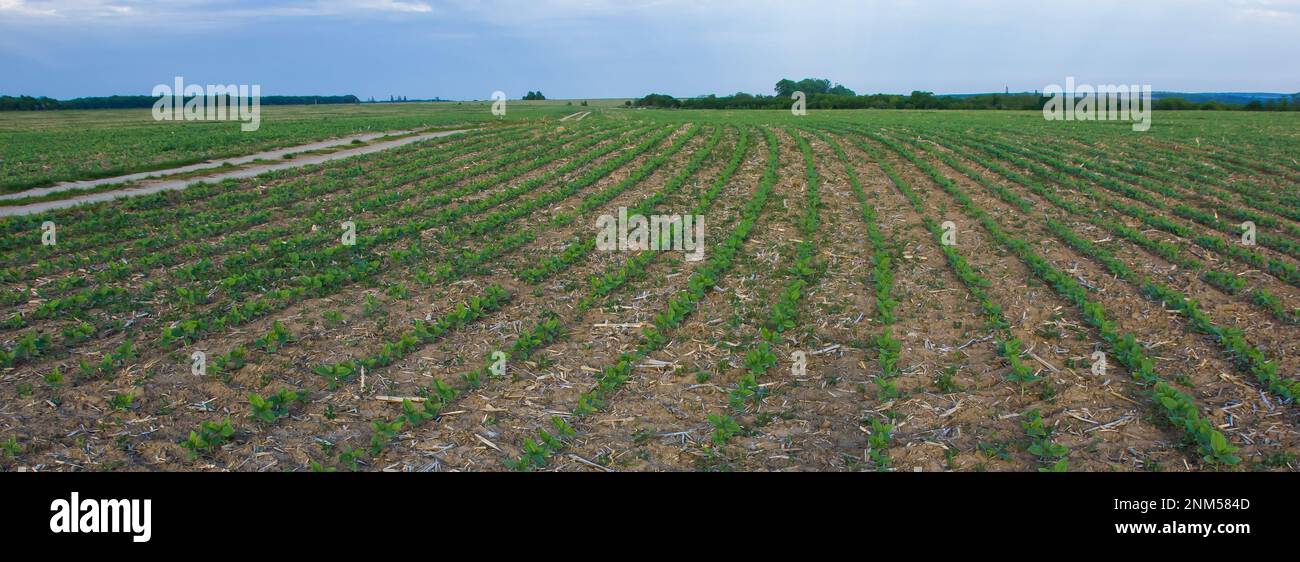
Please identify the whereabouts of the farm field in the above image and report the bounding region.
[0,108,1297,472]
[0,101,589,194]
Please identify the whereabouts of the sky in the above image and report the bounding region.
[1,0,1298,99]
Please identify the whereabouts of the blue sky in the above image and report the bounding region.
[2,0,1297,99]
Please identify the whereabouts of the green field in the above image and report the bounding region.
[1,106,1297,472]
[0,101,592,193]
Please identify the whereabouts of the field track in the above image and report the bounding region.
[0,110,1296,472]
[0,129,473,216]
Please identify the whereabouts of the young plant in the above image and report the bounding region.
[867,418,893,471]
[313,362,356,390]
[1154,383,1240,465]
[322,310,344,327]
[728,372,766,412]
[1022,409,1069,472]
[337,446,362,471]
[399,399,433,427]
[180,417,236,458]
[61,320,95,344]
[998,338,1041,385]
[255,321,295,353]
[110,392,135,412]
[708,414,742,446]
[43,367,64,388]
[743,343,778,376]
[368,419,404,456]
[211,346,248,377]
[506,416,576,471]
[248,389,306,424]
[1,436,22,458]
[362,293,385,317]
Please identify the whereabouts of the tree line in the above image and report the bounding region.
[0,94,361,111]
[634,90,1048,110]
[632,78,1300,111]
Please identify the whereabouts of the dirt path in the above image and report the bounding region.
[0,129,471,217]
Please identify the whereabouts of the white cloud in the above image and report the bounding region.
[0,0,59,16]
[0,0,437,22]
[1230,0,1300,22]
[355,0,432,13]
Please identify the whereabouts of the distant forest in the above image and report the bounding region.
[0,94,361,111]
[634,78,1300,111]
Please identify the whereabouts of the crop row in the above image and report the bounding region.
[829,126,1044,390]
[313,124,700,384]
[337,126,747,466]
[1,124,656,376]
[0,125,529,262]
[0,126,561,339]
[808,130,904,467]
[506,128,780,470]
[887,130,1298,401]
[948,131,1300,288]
[724,129,822,425]
[170,123,677,387]
[909,131,1298,327]
[865,129,1242,466]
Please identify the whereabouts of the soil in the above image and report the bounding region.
[1,119,1295,473]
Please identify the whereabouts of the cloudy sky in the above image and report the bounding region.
[1,0,1297,99]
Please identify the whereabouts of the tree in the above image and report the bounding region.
[634,93,680,108]
[907,91,938,109]
[776,77,854,97]
[829,84,856,96]
[775,79,797,97]
[795,78,832,94]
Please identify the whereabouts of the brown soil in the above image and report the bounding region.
[2,120,1295,473]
